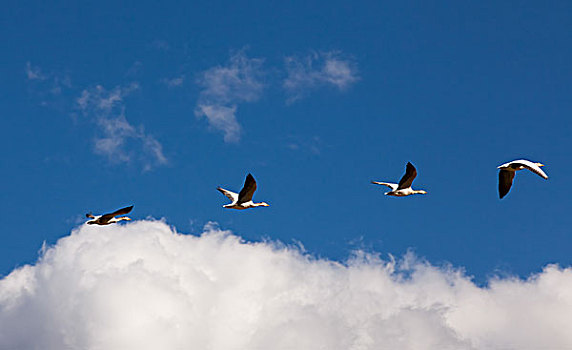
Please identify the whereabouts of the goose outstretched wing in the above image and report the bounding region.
[511,160,548,179]
[217,187,238,202]
[237,173,257,204]
[100,205,134,222]
[371,181,398,191]
[498,170,515,199]
[397,162,417,190]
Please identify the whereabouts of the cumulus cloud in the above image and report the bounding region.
[195,51,265,143]
[1,220,572,350]
[77,84,167,170]
[284,51,359,103]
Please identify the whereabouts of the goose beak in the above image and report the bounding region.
[537,163,545,167]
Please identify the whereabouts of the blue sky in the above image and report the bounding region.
[1,0,571,282]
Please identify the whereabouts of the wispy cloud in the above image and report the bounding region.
[77,84,167,170]
[195,104,241,143]
[161,75,185,88]
[284,51,359,103]
[148,39,170,51]
[24,62,167,170]
[125,61,143,77]
[1,220,572,350]
[25,62,46,81]
[286,135,324,155]
[25,62,72,102]
[195,51,265,143]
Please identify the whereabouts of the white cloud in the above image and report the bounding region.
[1,220,572,350]
[195,104,241,143]
[77,84,167,169]
[195,51,265,143]
[77,83,139,113]
[284,51,359,102]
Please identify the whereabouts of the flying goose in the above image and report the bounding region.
[86,205,133,225]
[371,162,427,196]
[498,159,548,199]
[217,173,270,209]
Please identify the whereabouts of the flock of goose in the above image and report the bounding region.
[85,158,548,225]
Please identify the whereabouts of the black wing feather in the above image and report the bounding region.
[100,205,134,221]
[237,174,257,204]
[498,170,515,199]
[397,162,417,190]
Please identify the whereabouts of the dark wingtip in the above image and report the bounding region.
[120,205,134,214]
[499,189,507,199]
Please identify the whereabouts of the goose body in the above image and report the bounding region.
[86,205,133,225]
[217,174,269,210]
[371,162,427,196]
[498,159,548,199]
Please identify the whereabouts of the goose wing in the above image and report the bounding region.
[498,170,515,199]
[512,159,548,179]
[237,173,257,204]
[397,162,417,190]
[371,181,398,191]
[217,187,238,202]
[100,205,134,222]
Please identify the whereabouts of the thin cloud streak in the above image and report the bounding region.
[284,51,359,103]
[195,51,265,143]
[1,220,572,350]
